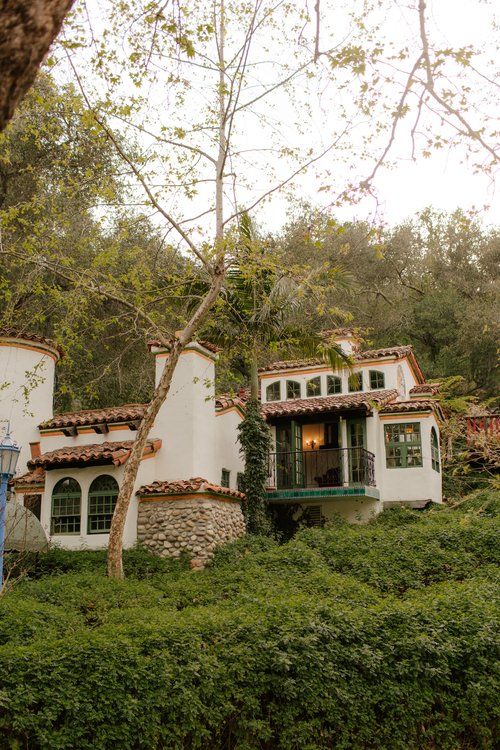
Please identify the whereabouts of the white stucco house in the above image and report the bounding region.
[1,327,442,559]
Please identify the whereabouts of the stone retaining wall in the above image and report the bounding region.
[137,495,245,565]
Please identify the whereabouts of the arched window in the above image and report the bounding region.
[88,475,119,534]
[286,380,301,400]
[51,478,81,534]
[348,371,363,392]
[266,381,281,402]
[306,376,321,397]
[327,375,342,395]
[431,427,440,472]
[369,370,385,389]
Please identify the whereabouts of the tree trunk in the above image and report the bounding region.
[0,0,75,131]
[106,266,226,578]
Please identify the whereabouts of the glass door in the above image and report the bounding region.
[347,418,366,484]
[292,421,304,487]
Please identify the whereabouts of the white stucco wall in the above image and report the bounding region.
[40,454,157,550]
[153,345,219,484]
[0,340,57,474]
[377,414,442,504]
[260,357,420,404]
[216,409,244,489]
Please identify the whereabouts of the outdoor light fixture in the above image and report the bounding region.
[0,426,21,585]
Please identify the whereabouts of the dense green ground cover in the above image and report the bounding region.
[0,489,498,750]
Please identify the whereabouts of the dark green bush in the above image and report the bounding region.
[0,490,498,749]
[5,544,186,580]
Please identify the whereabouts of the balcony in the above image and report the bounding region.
[267,447,375,492]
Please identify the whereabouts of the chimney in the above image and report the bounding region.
[322,327,362,356]
[29,442,41,459]
[149,339,220,482]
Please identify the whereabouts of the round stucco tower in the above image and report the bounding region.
[0,329,62,474]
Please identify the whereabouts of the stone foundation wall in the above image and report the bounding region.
[137,495,245,565]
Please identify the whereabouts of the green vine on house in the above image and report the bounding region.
[238,398,273,535]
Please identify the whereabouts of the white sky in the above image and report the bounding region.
[59,0,499,235]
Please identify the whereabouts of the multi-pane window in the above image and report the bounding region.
[431,427,440,472]
[286,380,301,400]
[327,375,342,395]
[306,376,321,397]
[348,372,363,392]
[221,468,231,488]
[88,475,118,534]
[369,370,385,389]
[266,381,281,402]
[51,477,81,534]
[385,423,423,468]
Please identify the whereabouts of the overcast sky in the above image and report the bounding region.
[61,0,499,234]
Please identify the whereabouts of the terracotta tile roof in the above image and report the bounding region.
[258,345,415,373]
[147,338,221,354]
[261,389,398,419]
[137,477,245,500]
[379,399,443,419]
[409,383,441,396]
[215,394,247,412]
[13,467,46,489]
[40,404,148,430]
[28,439,161,470]
[0,327,63,357]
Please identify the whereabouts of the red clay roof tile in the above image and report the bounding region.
[258,345,415,372]
[261,389,398,419]
[137,477,245,500]
[0,327,63,357]
[28,439,161,470]
[379,399,443,418]
[40,404,148,430]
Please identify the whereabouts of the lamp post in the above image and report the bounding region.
[0,426,20,586]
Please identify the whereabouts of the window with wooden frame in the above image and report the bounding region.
[286,380,301,400]
[266,381,281,402]
[384,423,423,468]
[327,375,342,395]
[369,370,385,389]
[88,475,119,534]
[306,376,321,397]
[431,427,440,472]
[348,371,363,392]
[221,468,231,488]
[51,478,81,534]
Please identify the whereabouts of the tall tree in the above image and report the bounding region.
[0,0,75,130]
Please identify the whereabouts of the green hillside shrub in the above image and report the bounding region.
[0,490,498,749]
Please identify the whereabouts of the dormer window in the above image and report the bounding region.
[348,372,363,392]
[266,381,281,402]
[327,375,342,395]
[306,376,321,397]
[369,370,385,390]
[286,380,301,400]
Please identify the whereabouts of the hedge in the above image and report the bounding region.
[0,490,498,749]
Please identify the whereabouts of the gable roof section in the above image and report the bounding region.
[40,404,148,430]
[261,389,398,419]
[258,345,425,382]
[137,477,245,501]
[28,439,161,470]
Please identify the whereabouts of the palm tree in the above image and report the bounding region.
[214,213,353,398]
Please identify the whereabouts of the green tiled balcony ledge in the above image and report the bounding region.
[266,486,380,502]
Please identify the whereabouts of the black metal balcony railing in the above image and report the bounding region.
[267,447,375,490]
